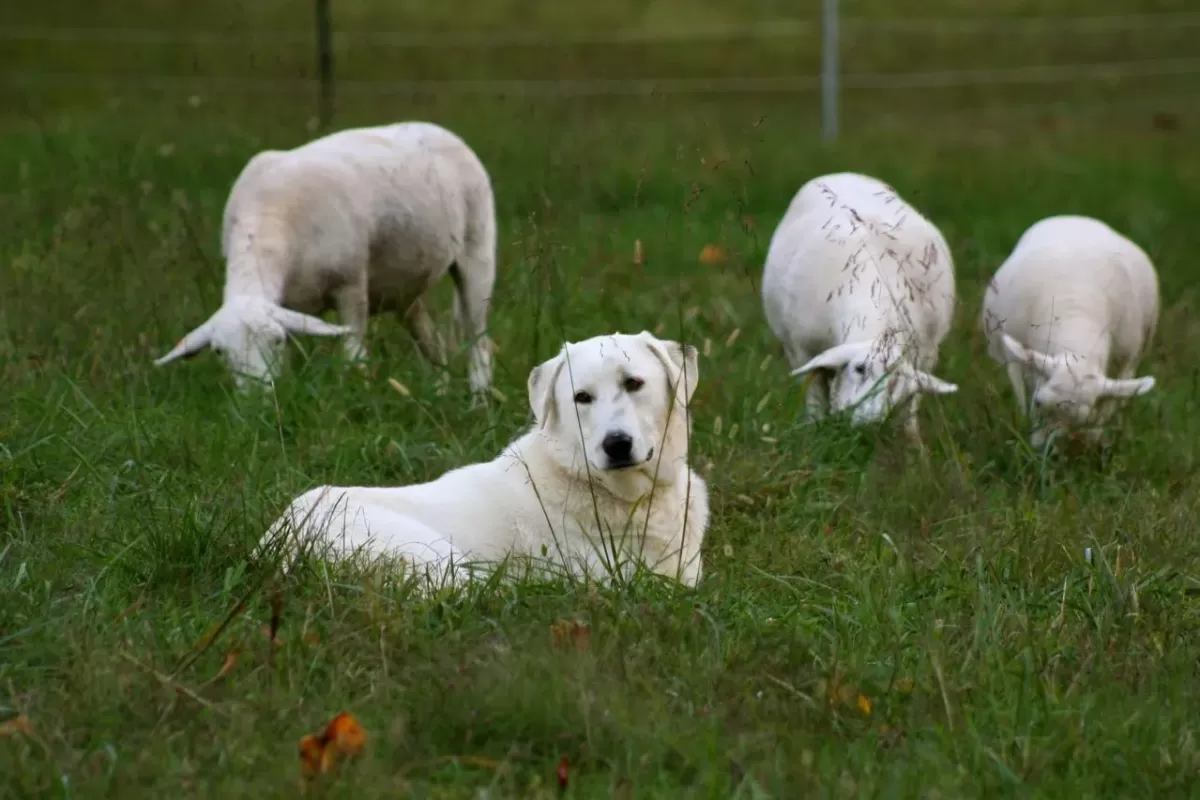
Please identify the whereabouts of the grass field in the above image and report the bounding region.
[3,1,1200,796]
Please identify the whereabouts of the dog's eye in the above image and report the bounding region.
[623,376,645,392]
[853,364,867,377]
[573,390,594,404]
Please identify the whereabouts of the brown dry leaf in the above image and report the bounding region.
[115,597,146,623]
[549,619,591,651]
[877,723,907,750]
[205,649,239,685]
[388,377,411,397]
[1152,112,1180,131]
[698,244,728,265]
[632,239,644,266]
[300,712,368,780]
[0,715,33,738]
[259,624,286,648]
[269,591,283,646]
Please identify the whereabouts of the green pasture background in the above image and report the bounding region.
[2,0,1199,796]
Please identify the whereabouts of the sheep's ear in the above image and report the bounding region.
[154,318,216,366]
[270,306,353,337]
[791,340,872,377]
[527,349,566,428]
[998,333,1034,365]
[1098,375,1155,398]
[908,367,958,395]
[998,333,1066,376]
[638,330,699,405]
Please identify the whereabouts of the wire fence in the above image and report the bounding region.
[5,12,1200,46]
[4,11,1199,139]
[8,59,1199,96]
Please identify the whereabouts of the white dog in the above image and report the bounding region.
[259,331,709,588]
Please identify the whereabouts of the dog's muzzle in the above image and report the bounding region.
[601,431,654,470]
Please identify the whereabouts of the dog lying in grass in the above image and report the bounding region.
[259,331,708,589]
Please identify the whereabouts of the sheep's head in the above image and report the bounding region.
[999,333,1154,447]
[791,336,957,426]
[154,296,351,390]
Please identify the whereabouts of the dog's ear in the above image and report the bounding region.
[527,349,566,427]
[638,331,699,405]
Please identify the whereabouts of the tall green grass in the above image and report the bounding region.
[2,1,1200,796]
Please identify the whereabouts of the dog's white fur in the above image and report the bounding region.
[259,331,708,588]
[981,214,1159,447]
[762,172,958,444]
[154,121,497,393]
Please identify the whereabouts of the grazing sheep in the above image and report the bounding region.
[154,121,497,393]
[761,172,958,444]
[981,214,1159,447]
[260,331,708,590]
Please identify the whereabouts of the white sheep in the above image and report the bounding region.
[762,172,958,444]
[980,214,1159,447]
[154,121,497,393]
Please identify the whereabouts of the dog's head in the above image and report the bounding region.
[527,330,698,493]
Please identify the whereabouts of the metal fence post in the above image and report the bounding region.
[821,0,840,141]
[316,0,334,130]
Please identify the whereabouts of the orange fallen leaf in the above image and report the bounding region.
[299,734,329,779]
[300,712,368,779]
[698,244,728,265]
[856,694,872,715]
[0,715,33,738]
[327,712,367,756]
[205,649,239,685]
[549,619,591,651]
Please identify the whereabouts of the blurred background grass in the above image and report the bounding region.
[3,2,1200,795]
[3,0,1199,133]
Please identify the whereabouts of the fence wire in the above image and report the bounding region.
[3,12,1200,47]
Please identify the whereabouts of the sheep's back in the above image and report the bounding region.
[763,203,954,353]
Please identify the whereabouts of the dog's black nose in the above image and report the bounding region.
[601,431,634,463]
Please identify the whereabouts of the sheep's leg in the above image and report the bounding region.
[450,258,495,395]
[403,298,448,367]
[1006,362,1028,416]
[334,278,369,363]
[904,395,925,449]
[804,372,830,422]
